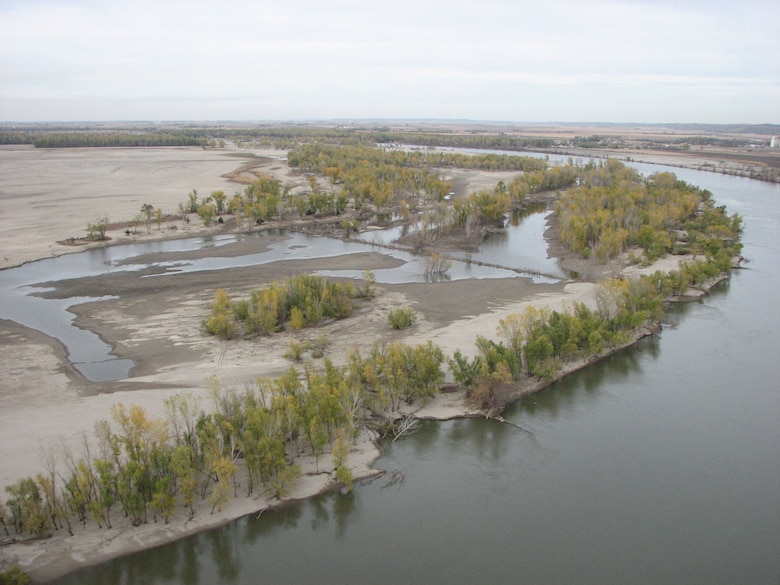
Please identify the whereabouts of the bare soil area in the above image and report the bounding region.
[0,145,313,271]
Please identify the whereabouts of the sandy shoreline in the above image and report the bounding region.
[0,145,731,582]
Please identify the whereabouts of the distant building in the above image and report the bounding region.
[771,136,778,148]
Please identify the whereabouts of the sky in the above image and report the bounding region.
[1,0,778,124]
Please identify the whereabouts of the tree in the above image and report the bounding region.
[187,189,199,213]
[332,428,353,493]
[177,201,189,224]
[108,403,171,526]
[150,476,176,524]
[210,190,227,215]
[468,362,513,415]
[0,497,9,536]
[170,445,198,520]
[497,306,551,376]
[358,270,377,299]
[448,350,483,395]
[270,464,300,499]
[209,457,237,513]
[154,208,164,231]
[4,477,50,536]
[141,203,154,234]
[197,202,216,227]
[90,459,116,528]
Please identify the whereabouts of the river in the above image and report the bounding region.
[43,162,780,584]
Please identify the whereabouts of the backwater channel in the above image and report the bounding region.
[12,161,779,584]
[0,211,561,382]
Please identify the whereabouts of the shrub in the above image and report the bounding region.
[0,567,31,585]
[86,215,110,240]
[388,307,417,330]
[355,270,376,299]
[202,289,239,339]
[335,465,354,493]
[283,340,310,361]
[289,307,306,330]
[310,335,329,358]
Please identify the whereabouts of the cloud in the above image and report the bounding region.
[1,0,778,121]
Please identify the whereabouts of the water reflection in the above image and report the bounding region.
[61,531,206,585]
[243,500,304,543]
[443,418,514,463]
[206,524,241,584]
[308,496,330,531]
[512,336,659,421]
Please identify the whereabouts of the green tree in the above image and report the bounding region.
[0,497,9,536]
[91,459,116,528]
[198,202,217,227]
[210,190,227,215]
[203,288,239,339]
[209,457,237,513]
[177,201,189,224]
[187,189,199,213]
[141,203,154,234]
[332,428,353,492]
[359,270,377,299]
[4,477,50,536]
[154,207,164,231]
[448,350,483,395]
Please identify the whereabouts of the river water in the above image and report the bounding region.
[42,163,780,584]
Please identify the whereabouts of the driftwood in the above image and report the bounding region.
[381,468,406,489]
[366,413,421,441]
[392,415,420,442]
[1,533,52,546]
[489,415,535,436]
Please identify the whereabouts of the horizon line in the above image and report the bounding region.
[2,119,778,128]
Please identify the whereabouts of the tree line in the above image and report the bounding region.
[0,130,213,148]
[28,132,208,148]
[0,339,446,540]
[288,142,548,175]
[450,255,739,416]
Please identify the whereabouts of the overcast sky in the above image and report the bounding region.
[1,0,778,123]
